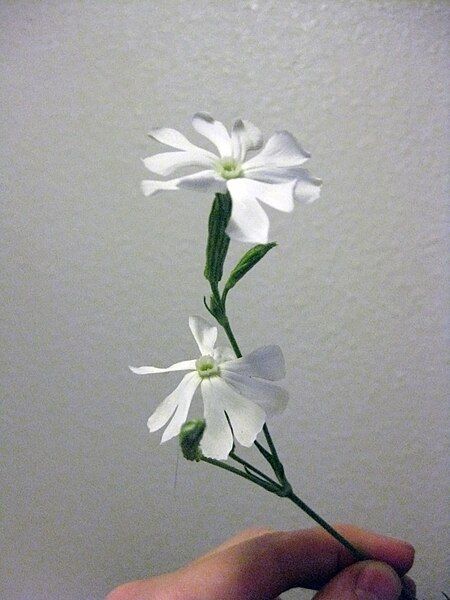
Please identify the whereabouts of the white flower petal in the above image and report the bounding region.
[147,395,177,433]
[220,370,288,416]
[231,119,264,163]
[147,371,200,433]
[241,165,309,183]
[129,360,196,375]
[222,345,286,381]
[192,112,232,158]
[189,316,217,355]
[160,372,201,443]
[200,378,233,459]
[175,170,224,192]
[148,127,202,151]
[141,179,178,197]
[294,175,322,204]
[243,167,321,204]
[209,377,266,447]
[243,131,310,170]
[141,170,222,197]
[226,181,270,243]
[212,346,236,364]
[227,178,295,213]
[143,151,215,176]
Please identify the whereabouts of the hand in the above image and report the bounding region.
[106,524,415,600]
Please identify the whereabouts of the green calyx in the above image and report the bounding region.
[179,419,206,461]
[204,192,232,285]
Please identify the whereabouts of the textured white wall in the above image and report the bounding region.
[1,1,448,598]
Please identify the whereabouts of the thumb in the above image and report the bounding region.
[313,560,402,600]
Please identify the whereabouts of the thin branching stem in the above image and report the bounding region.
[201,456,278,494]
[229,451,278,486]
[202,217,416,599]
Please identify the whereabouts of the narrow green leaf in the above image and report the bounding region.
[223,242,277,295]
[204,192,232,283]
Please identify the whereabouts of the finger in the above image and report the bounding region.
[313,560,402,600]
[196,526,274,561]
[286,524,415,586]
[105,528,276,600]
[402,575,416,597]
[169,525,414,600]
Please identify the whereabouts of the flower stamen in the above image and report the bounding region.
[196,355,220,378]
[216,157,243,180]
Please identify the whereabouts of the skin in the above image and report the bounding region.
[106,525,415,600]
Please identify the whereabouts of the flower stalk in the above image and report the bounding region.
[202,192,367,562]
[201,194,415,599]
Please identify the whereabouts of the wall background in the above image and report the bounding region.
[1,1,448,598]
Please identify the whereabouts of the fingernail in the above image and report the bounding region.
[355,561,402,600]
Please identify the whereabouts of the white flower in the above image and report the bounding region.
[130,316,288,460]
[142,112,321,244]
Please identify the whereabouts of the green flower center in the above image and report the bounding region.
[195,355,220,378]
[216,157,243,180]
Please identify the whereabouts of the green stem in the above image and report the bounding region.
[221,317,242,358]
[209,283,367,564]
[286,490,367,561]
[229,451,278,486]
[204,224,416,598]
[201,456,278,494]
[210,299,282,476]
[254,439,276,465]
[262,424,280,465]
[202,455,414,599]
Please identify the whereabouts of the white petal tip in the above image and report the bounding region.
[147,416,168,434]
[130,366,152,374]
[192,111,214,122]
[129,366,149,374]
[141,180,156,196]
[294,177,322,204]
[142,157,154,170]
[161,428,179,444]
[240,427,265,448]
[225,224,270,245]
[238,235,270,244]
[130,365,168,374]
[141,179,177,197]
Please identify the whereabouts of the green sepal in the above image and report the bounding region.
[204,192,232,284]
[223,242,277,296]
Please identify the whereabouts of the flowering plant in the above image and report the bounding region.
[131,113,415,599]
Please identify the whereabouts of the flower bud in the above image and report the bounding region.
[179,419,206,461]
[204,192,232,284]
